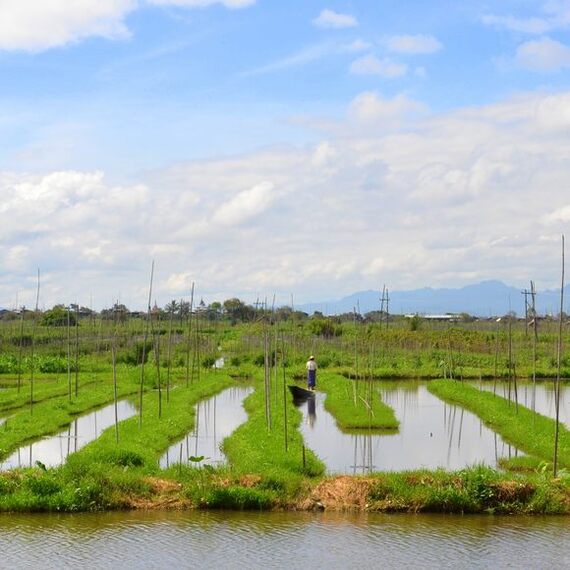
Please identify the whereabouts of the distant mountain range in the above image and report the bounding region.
[299,280,568,317]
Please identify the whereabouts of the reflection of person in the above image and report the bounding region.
[306,355,317,390]
[307,395,316,427]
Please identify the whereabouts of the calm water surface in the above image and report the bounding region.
[0,400,136,470]
[0,510,567,569]
[160,386,252,468]
[299,382,520,473]
[471,380,570,427]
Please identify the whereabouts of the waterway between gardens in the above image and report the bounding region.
[471,380,570,427]
[160,386,252,468]
[0,510,568,569]
[0,400,137,470]
[298,382,520,474]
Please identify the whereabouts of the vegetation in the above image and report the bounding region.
[428,379,570,469]
[0,304,568,514]
[318,372,399,430]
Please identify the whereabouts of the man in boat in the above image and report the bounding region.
[306,355,317,390]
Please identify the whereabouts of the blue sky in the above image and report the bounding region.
[2,0,570,309]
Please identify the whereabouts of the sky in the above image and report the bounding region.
[2,0,570,310]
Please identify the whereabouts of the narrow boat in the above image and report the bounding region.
[288,384,315,403]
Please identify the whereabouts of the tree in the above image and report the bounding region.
[42,305,76,327]
[222,298,254,324]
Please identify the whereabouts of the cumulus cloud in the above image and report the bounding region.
[5,91,570,307]
[147,0,255,8]
[515,36,570,70]
[348,92,426,126]
[386,34,442,54]
[350,55,407,77]
[0,0,136,51]
[0,0,256,51]
[212,182,275,226]
[482,14,551,34]
[482,1,570,35]
[313,9,358,29]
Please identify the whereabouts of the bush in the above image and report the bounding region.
[117,341,153,366]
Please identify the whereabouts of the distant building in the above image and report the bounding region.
[404,314,459,322]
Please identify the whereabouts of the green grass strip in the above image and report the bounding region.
[222,373,325,491]
[0,376,140,460]
[317,372,399,430]
[0,375,108,413]
[429,379,570,469]
[74,371,237,469]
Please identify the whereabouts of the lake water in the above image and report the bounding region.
[0,510,567,569]
[0,400,137,470]
[160,386,252,468]
[298,382,520,473]
[471,380,570,427]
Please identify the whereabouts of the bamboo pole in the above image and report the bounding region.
[74,303,79,397]
[17,307,24,394]
[554,235,564,477]
[29,268,40,413]
[185,282,195,387]
[67,307,72,402]
[281,331,288,452]
[139,261,155,428]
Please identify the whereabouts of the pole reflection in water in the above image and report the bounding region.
[1,401,136,470]
[297,383,521,474]
[160,386,252,468]
[471,380,570,428]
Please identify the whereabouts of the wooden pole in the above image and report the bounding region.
[554,235,565,477]
[139,261,154,428]
[29,268,40,413]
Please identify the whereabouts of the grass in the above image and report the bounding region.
[428,379,570,469]
[1,315,570,514]
[317,372,399,430]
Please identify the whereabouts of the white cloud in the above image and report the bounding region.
[212,182,275,226]
[350,55,407,77]
[0,0,255,51]
[5,92,570,307]
[386,34,442,54]
[344,39,372,52]
[313,9,358,29]
[348,91,425,126]
[516,36,570,70]
[482,1,570,34]
[482,14,551,34]
[147,0,255,8]
[0,0,136,51]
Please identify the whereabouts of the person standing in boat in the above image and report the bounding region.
[306,355,317,390]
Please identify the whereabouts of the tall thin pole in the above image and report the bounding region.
[281,331,288,452]
[554,235,564,477]
[139,261,154,428]
[74,303,79,397]
[29,269,40,413]
[67,307,72,402]
[185,282,195,387]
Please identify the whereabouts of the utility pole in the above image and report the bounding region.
[380,285,390,330]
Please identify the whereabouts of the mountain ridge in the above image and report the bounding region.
[299,280,567,317]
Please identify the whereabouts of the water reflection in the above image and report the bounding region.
[1,401,137,470]
[160,386,252,468]
[298,382,520,473]
[0,510,568,570]
[471,380,570,428]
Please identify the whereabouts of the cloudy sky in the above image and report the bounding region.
[2,0,570,310]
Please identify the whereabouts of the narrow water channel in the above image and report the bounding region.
[298,382,520,473]
[471,380,570,427]
[0,400,137,470]
[160,386,252,468]
[0,510,568,569]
